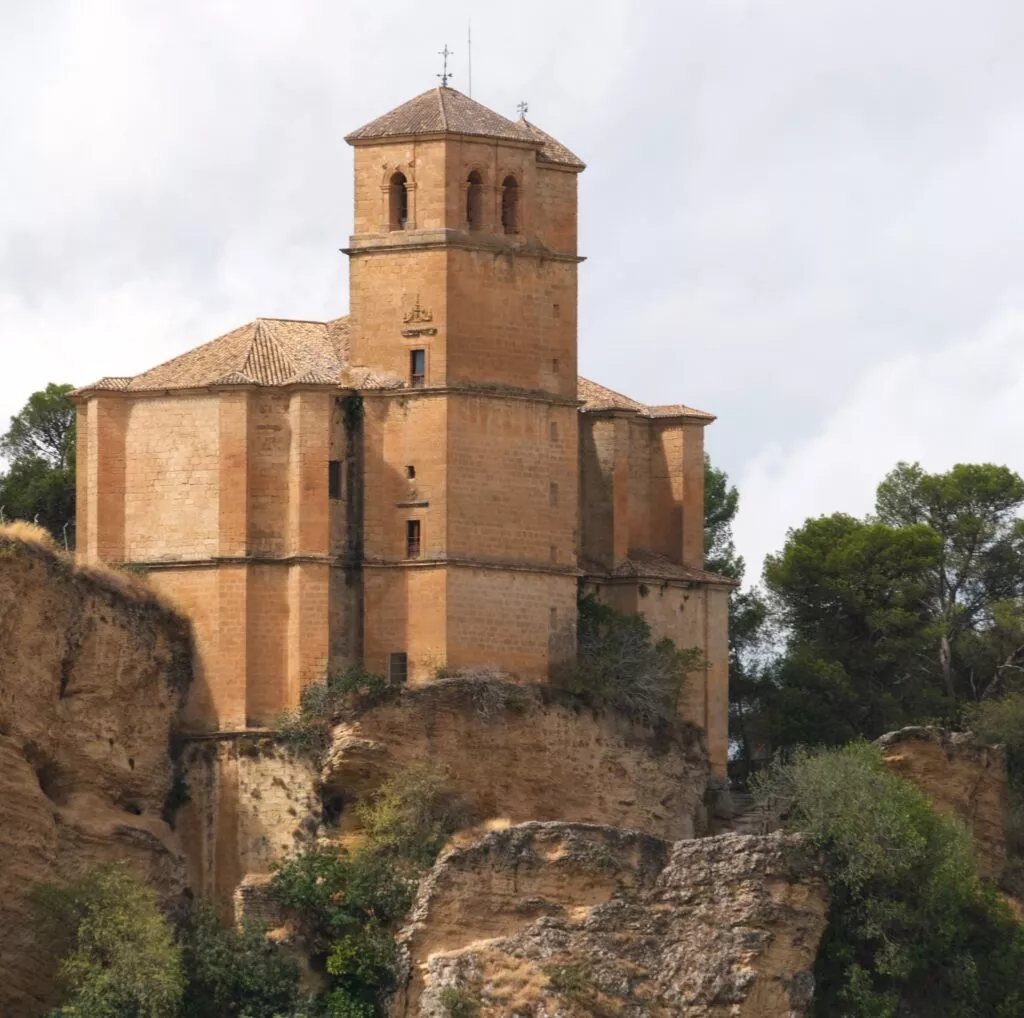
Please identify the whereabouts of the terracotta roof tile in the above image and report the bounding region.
[514,118,586,170]
[582,550,739,586]
[77,317,350,394]
[346,87,528,145]
[577,377,715,422]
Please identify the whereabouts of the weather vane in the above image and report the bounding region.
[517,100,529,118]
[437,44,453,87]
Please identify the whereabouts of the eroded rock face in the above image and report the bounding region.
[0,533,192,1017]
[393,822,828,1018]
[177,737,321,904]
[322,678,710,842]
[877,727,1007,877]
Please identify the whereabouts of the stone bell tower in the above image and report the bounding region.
[344,86,586,683]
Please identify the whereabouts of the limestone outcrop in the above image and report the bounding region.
[392,822,828,1018]
[877,726,1007,878]
[0,528,193,1018]
[322,677,711,842]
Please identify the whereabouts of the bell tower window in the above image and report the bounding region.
[501,175,519,234]
[389,171,408,231]
[466,171,483,231]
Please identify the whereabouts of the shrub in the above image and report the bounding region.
[753,742,1024,1017]
[269,763,464,1017]
[276,666,397,755]
[438,986,480,1018]
[177,900,301,1018]
[551,595,701,726]
[31,864,183,1018]
[356,763,466,867]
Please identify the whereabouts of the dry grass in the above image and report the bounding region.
[0,520,58,550]
[0,521,181,617]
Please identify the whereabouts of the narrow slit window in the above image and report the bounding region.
[406,519,421,559]
[501,175,519,234]
[552,357,560,374]
[466,170,483,230]
[549,606,558,630]
[389,652,408,684]
[389,171,408,231]
[405,464,416,479]
[549,421,559,442]
[328,460,342,499]
[410,349,426,388]
[549,481,559,507]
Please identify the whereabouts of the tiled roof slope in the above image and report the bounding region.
[577,377,714,422]
[514,117,586,169]
[346,87,527,144]
[75,317,351,394]
[581,550,739,587]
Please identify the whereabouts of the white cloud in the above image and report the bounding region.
[733,311,1024,582]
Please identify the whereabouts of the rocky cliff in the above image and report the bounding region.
[0,525,193,1017]
[179,678,712,904]
[877,726,1007,878]
[322,678,711,841]
[392,822,828,1018]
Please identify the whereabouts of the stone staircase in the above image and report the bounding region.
[718,791,764,836]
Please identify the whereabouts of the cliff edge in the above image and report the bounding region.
[0,526,193,1017]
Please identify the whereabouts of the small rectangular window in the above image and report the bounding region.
[553,303,561,318]
[549,482,559,507]
[410,349,426,388]
[328,460,342,499]
[552,357,560,374]
[389,652,408,684]
[549,606,558,630]
[549,421,558,442]
[405,464,416,479]
[406,519,421,559]
[550,545,557,563]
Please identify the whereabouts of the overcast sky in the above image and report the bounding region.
[3,0,1024,580]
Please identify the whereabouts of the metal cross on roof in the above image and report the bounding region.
[517,100,529,118]
[437,44,453,87]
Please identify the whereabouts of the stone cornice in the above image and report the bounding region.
[342,228,584,263]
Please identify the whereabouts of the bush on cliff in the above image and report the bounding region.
[269,764,463,1017]
[32,864,183,1018]
[754,742,1024,1017]
[276,665,398,755]
[551,594,702,727]
[177,900,302,1018]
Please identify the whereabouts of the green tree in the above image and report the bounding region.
[1,382,77,468]
[270,765,464,1017]
[761,513,944,743]
[704,454,743,581]
[177,901,301,1018]
[754,742,1024,1017]
[31,864,183,1018]
[0,382,77,543]
[876,462,1024,700]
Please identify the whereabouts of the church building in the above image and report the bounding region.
[73,87,733,773]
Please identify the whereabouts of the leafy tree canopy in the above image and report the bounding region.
[1,382,76,469]
[754,742,1024,1018]
[0,382,76,543]
[32,864,183,1018]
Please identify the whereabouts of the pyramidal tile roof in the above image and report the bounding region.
[514,117,585,169]
[346,87,527,144]
[76,317,351,394]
